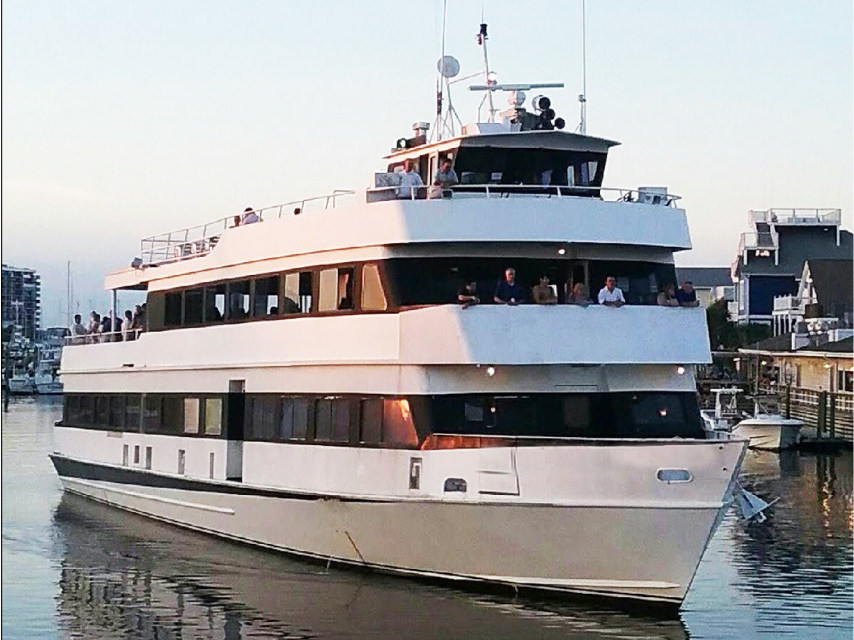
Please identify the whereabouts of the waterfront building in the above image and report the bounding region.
[738,332,853,441]
[771,259,853,336]
[1,264,42,341]
[730,208,852,326]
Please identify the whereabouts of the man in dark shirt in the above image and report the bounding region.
[457,280,480,309]
[675,281,700,307]
[494,268,527,305]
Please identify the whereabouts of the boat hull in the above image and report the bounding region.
[51,448,740,606]
[733,418,802,451]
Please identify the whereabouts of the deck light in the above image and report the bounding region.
[486,366,496,377]
[557,248,566,255]
[761,360,768,366]
[676,366,686,375]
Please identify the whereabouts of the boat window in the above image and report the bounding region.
[284,271,313,314]
[162,396,182,433]
[164,292,182,327]
[331,398,350,442]
[250,396,278,440]
[227,281,250,320]
[126,395,141,431]
[205,284,226,323]
[108,396,125,429]
[143,395,161,432]
[185,288,204,325]
[184,398,200,433]
[360,398,383,443]
[383,399,418,447]
[319,268,354,312]
[95,396,109,428]
[204,398,223,435]
[361,264,388,311]
[424,392,703,439]
[314,398,333,441]
[253,276,280,318]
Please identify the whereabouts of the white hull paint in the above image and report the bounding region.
[60,474,720,604]
[733,417,802,451]
[53,435,746,606]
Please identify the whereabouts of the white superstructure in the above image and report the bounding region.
[52,87,746,608]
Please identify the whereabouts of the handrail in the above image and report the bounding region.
[365,183,682,205]
[140,190,356,266]
[65,329,142,345]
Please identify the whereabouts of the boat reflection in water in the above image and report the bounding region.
[53,494,689,640]
[730,451,852,627]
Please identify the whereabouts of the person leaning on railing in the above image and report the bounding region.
[398,159,424,199]
[597,276,625,307]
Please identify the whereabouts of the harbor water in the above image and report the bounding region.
[2,397,851,639]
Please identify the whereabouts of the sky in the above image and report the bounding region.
[2,0,852,328]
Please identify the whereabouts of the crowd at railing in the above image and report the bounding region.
[139,190,355,267]
[66,305,147,345]
[365,183,681,205]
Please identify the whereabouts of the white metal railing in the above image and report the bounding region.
[749,208,842,226]
[65,329,143,345]
[738,229,778,255]
[365,184,682,205]
[140,190,355,266]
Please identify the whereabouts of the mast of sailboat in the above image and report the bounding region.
[66,261,72,327]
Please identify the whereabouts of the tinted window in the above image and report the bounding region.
[164,292,182,327]
[184,398,200,433]
[227,281,250,319]
[143,396,160,432]
[314,399,333,441]
[331,398,350,442]
[185,288,204,324]
[162,396,183,433]
[253,276,279,317]
[383,399,418,446]
[360,399,383,443]
[205,284,226,323]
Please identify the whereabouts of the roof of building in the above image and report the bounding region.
[740,334,853,355]
[735,229,853,276]
[675,267,731,288]
[800,336,853,354]
[806,259,853,309]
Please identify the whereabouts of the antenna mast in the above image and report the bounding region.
[577,0,588,134]
[476,23,496,122]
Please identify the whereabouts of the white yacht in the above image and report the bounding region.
[51,40,746,607]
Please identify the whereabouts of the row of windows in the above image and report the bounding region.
[64,394,224,436]
[145,258,679,332]
[63,391,704,443]
[149,263,387,331]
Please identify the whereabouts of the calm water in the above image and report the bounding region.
[2,397,851,639]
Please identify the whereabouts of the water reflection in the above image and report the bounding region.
[726,451,852,632]
[53,494,689,640]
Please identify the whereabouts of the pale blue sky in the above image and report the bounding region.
[2,0,851,327]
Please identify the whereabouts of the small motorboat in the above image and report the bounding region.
[733,396,803,451]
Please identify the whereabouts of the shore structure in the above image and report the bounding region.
[50,34,747,607]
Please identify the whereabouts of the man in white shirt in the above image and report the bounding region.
[69,314,87,344]
[398,158,424,199]
[597,276,625,307]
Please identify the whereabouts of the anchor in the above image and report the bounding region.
[734,481,779,523]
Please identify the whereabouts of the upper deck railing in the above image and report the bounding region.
[139,185,680,267]
[749,208,842,227]
[140,190,355,266]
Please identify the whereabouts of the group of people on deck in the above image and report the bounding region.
[458,269,700,309]
[69,305,146,344]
